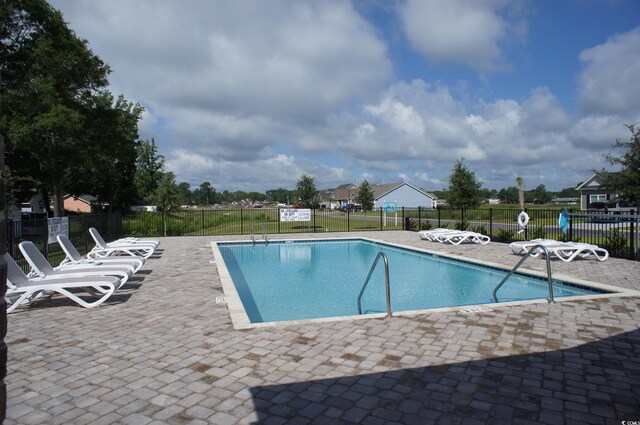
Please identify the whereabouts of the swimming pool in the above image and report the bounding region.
[212,238,619,328]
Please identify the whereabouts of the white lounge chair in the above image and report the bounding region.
[509,239,562,255]
[57,235,145,273]
[88,228,156,259]
[509,239,609,262]
[418,229,457,241]
[110,234,159,248]
[552,242,609,262]
[19,241,133,287]
[5,254,120,313]
[420,229,490,245]
[434,231,490,245]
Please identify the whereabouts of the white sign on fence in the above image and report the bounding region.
[280,208,311,222]
[48,217,69,244]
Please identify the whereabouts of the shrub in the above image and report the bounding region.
[470,224,488,235]
[420,221,433,231]
[455,220,469,231]
[496,229,516,242]
[527,225,546,240]
[603,228,628,257]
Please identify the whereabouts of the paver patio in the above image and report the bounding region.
[4,231,640,424]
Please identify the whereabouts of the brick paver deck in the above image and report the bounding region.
[5,231,640,424]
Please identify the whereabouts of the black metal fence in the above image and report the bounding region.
[7,212,122,270]
[406,207,638,260]
[121,208,407,237]
[7,207,638,264]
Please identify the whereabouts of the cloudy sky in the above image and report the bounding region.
[50,0,640,192]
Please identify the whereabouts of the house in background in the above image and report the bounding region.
[576,173,615,210]
[330,183,359,209]
[371,182,436,209]
[575,173,635,211]
[63,194,98,213]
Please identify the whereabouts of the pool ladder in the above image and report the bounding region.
[493,244,555,303]
[249,223,268,244]
[357,252,392,317]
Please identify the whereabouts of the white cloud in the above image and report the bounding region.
[578,27,640,115]
[399,0,525,70]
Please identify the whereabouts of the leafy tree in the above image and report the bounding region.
[2,0,112,215]
[69,93,142,211]
[498,186,519,204]
[447,159,483,209]
[601,124,640,207]
[531,184,553,204]
[134,138,164,201]
[356,180,375,211]
[2,0,141,215]
[556,187,579,198]
[176,182,192,205]
[198,181,214,205]
[295,175,320,208]
[150,172,180,212]
[266,188,295,203]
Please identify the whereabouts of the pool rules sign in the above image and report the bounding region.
[280,208,311,222]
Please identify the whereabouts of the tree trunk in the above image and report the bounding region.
[52,184,65,217]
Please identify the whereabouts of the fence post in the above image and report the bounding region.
[277,209,281,234]
[84,214,88,253]
[240,209,244,235]
[524,207,528,240]
[313,208,316,233]
[568,211,573,241]
[201,209,205,236]
[489,208,493,238]
[418,206,421,230]
[402,207,405,230]
[438,208,441,227]
[630,209,636,260]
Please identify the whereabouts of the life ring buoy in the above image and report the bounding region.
[518,211,529,228]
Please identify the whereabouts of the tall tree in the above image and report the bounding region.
[447,159,483,208]
[150,172,180,212]
[356,180,375,211]
[516,177,525,210]
[295,174,320,208]
[134,138,164,201]
[2,0,112,216]
[601,124,640,207]
[177,182,192,205]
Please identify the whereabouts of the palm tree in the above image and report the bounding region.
[516,176,525,211]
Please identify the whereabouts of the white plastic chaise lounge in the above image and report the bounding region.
[88,228,156,259]
[5,254,120,313]
[19,241,133,287]
[108,234,159,249]
[418,229,457,241]
[509,239,563,255]
[420,229,490,245]
[433,231,490,245]
[57,235,145,273]
[509,239,609,262]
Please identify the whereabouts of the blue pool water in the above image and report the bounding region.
[218,239,607,324]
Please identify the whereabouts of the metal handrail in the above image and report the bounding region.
[262,223,268,242]
[493,244,555,303]
[357,252,392,317]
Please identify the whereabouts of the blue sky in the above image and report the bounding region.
[50,0,640,192]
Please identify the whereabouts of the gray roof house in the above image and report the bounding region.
[371,182,436,209]
[576,173,615,210]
